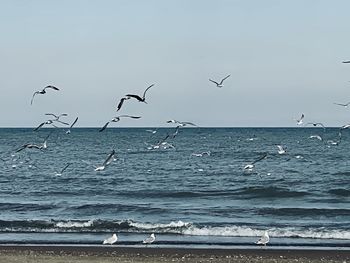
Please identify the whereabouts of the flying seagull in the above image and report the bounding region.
[126,84,155,103]
[34,119,69,131]
[95,150,117,171]
[166,120,198,127]
[209,74,230,88]
[295,114,304,125]
[334,102,350,108]
[66,117,79,134]
[55,163,71,176]
[103,233,118,245]
[256,231,269,246]
[305,122,326,130]
[116,97,130,111]
[143,233,156,244]
[16,143,44,153]
[191,151,211,157]
[31,85,59,105]
[99,115,141,132]
[341,124,350,129]
[45,113,68,121]
[244,153,268,171]
[277,145,286,155]
[309,135,323,141]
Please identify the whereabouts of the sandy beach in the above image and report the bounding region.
[0,246,349,263]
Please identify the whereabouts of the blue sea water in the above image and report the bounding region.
[0,127,349,248]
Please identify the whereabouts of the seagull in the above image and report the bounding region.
[55,163,71,176]
[309,135,323,141]
[95,150,117,171]
[31,85,59,105]
[277,145,286,154]
[42,132,52,149]
[146,129,157,134]
[295,114,304,125]
[256,231,269,246]
[34,119,69,131]
[116,97,130,111]
[191,151,211,157]
[143,233,156,244]
[305,122,326,130]
[166,120,197,127]
[99,115,141,132]
[342,61,350,63]
[341,124,350,129]
[103,233,118,245]
[45,113,68,121]
[209,74,230,88]
[334,102,350,108]
[126,84,155,103]
[66,117,79,134]
[243,153,268,171]
[16,143,43,153]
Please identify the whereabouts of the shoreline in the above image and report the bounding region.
[0,245,349,263]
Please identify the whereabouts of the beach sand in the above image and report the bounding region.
[0,246,349,263]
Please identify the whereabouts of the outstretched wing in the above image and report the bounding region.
[125,94,143,102]
[342,61,350,63]
[209,79,220,86]
[252,153,268,164]
[118,115,141,119]
[103,150,116,166]
[70,117,79,128]
[16,144,30,152]
[60,163,71,173]
[99,121,110,132]
[44,85,59,91]
[117,97,127,111]
[54,119,70,126]
[45,113,58,118]
[142,84,155,99]
[219,74,231,85]
[181,121,197,127]
[334,102,347,107]
[31,91,40,105]
[34,122,45,131]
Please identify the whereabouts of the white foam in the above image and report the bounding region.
[55,220,94,228]
[129,220,191,230]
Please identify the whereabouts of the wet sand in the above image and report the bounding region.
[0,245,349,263]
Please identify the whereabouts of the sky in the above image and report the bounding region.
[1,0,350,127]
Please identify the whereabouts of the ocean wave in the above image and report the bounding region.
[0,219,349,239]
[235,186,309,198]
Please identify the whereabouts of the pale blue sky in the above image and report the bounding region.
[1,0,350,127]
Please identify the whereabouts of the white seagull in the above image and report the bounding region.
[256,231,269,246]
[31,85,60,105]
[143,233,156,244]
[95,150,117,171]
[209,74,230,88]
[66,117,79,134]
[277,145,286,155]
[99,115,141,132]
[334,102,350,108]
[309,135,323,141]
[103,233,118,245]
[295,114,304,125]
[166,120,197,127]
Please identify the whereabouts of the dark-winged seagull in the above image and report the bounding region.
[66,117,79,134]
[55,163,71,176]
[16,143,44,153]
[209,74,230,88]
[95,150,117,171]
[244,153,268,171]
[116,97,131,111]
[166,120,197,127]
[126,84,155,103]
[99,115,141,132]
[295,114,305,125]
[34,119,69,131]
[31,85,59,105]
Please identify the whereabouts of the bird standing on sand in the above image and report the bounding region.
[256,231,269,246]
[99,115,141,132]
[31,85,59,105]
[143,233,156,244]
[126,84,155,103]
[103,233,118,245]
[209,75,230,88]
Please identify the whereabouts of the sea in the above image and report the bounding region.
[0,127,349,249]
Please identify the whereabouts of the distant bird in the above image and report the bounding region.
[277,145,286,155]
[209,75,230,88]
[99,115,141,132]
[342,61,350,63]
[16,143,43,153]
[42,132,52,149]
[295,114,304,125]
[166,120,197,127]
[334,102,350,108]
[126,84,155,103]
[31,85,59,105]
[103,233,118,245]
[55,163,71,176]
[116,97,130,111]
[146,129,157,134]
[191,151,211,157]
[341,124,350,129]
[34,119,68,131]
[256,231,269,246]
[95,150,117,171]
[309,135,323,141]
[45,113,68,121]
[305,122,326,130]
[66,117,79,134]
[143,233,156,244]
[244,153,268,171]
